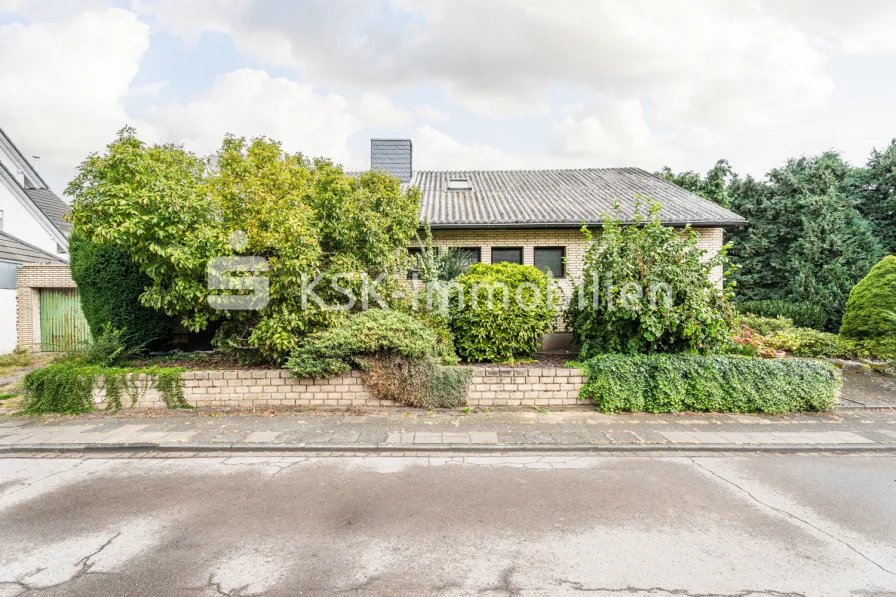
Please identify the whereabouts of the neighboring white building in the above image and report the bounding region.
[0,127,71,353]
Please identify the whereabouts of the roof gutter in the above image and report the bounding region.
[0,161,69,251]
[423,220,747,230]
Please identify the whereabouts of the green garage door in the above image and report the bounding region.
[39,289,92,352]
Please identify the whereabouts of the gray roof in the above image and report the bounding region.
[0,231,66,264]
[413,168,745,228]
[24,188,72,234]
[370,139,413,183]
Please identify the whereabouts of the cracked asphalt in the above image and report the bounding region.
[1,453,895,596]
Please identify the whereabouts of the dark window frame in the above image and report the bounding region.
[451,246,481,266]
[534,246,566,278]
[407,247,423,280]
[490,246,523,265]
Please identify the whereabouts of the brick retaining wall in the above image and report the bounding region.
[94,367,587,410]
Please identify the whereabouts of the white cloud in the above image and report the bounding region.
[413,104,447,121]
[551,99,682,169]
[147,69,410,166]
[0,8,150,190]
[759,0,896,52]
[0,0,113,21]
[412,125,563,170]
[132,0,836,127]
[129,80,168,97]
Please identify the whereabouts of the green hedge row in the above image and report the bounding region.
[579,354,840,414]
[737,300,828,331]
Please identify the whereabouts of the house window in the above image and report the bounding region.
[534,247,565,278]
[451,247,481,267]
[491,247,523,265]
[407,247,423,279]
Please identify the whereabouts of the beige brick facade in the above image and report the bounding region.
[421,227,726,336]
[94,367,588,410]
[16,264,77,351]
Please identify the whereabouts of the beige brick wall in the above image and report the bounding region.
[16,264,77,351]
[94,367,587,410]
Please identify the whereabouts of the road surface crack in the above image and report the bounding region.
[689,458,896,577]
[480,566,520,596]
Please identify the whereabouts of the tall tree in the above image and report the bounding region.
[657,159,733,208]
[728,152,884,330]
[850,139,896,255]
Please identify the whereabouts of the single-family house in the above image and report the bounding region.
[369,139,746,348]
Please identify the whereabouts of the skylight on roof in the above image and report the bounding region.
[446,178,472,191]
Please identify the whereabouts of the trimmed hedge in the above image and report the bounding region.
[840,256,896,340]
[737,300,827,331]
[69,234,174,350]
[579,354,840,413]
[449,263,557,363]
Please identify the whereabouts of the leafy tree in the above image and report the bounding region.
[69,233,174,349]
[840,256,896,340]
[564,201,734,358]
[851,139,896,255]
[657,159,733,208]
[728,152,884,330]
[67,128,420,362]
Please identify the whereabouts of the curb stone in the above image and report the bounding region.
[2,443,896,454]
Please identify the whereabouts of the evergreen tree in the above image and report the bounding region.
[851,139,896,255]
[728,153,884,330]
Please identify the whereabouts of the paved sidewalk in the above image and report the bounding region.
[2,407,896,452]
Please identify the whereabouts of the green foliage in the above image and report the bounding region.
[737,300,827,331]
[840,256,896,340]
[361,355,471,409]
[449,263,558,363]
[851,139,896,255]
[413,220,474,283]
[738,314,896,362]
[286,309,457,378]
[67,128,420,362]
[657,159,734,208]
[57,324,144,368]
[565,201,734,358]
[69,233,173,349]
[20,363,187,414]
[579,354,840,414]
[728,152,885,330]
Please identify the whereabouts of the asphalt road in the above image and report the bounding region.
[1,454,895,597]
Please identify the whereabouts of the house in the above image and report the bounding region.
[369,139,747,349]
[0,126,77,354]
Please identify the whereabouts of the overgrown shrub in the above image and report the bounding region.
[286,309,457,377]
[840,256,896,340]
[361,355,471,409]
[565,201,734,357]
[449,263,558,363]
[69,233,173,350]
[285,310,467,408]
[579,354,840,413]
[67,129,420,362]
[0,348,31,370]
[737,300,827,331]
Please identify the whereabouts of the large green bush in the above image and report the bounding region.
[285,310,466,408]
[840,256,896,340]
[737,300,827,331]
[579,354,840,413]
[286,309,457,377]
[69,234,174,349]
[565,202,733,358]
[67,129,420,362]
[448,263,558,363]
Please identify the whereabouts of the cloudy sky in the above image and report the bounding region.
[1,0,895,195]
